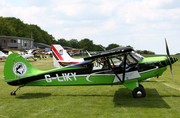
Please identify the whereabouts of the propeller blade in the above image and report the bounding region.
[165,38,175,81]
[165,38,170,57]
[170,64,174,82]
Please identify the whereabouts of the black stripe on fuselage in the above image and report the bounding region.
[8,63,93,86]
[138,60,168,72]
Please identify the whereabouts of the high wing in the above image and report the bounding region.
[4,48,46,54]
[4,48,48,61]
[84,47,133,61]
[27,48,47,55]
[4,48,26,53]
[4,48,36,61]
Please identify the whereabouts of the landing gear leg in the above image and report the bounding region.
[123,80,146,98]
[11,86,22,96]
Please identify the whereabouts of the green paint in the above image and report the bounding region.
[139,56,167,63]
[123,79,138,91]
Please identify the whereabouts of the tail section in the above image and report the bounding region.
[51,44,66,61]
[51,44,84,67]
[51,44,64,68]
[4,53,42,86]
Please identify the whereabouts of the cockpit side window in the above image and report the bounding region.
[91,53,140,73]
[101,57,109,69]
[92,57,110,71]
[127,55,138,64]
[108,54,139,73]
[108,54,123,67]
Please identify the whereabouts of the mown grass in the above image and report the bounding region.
[0,55,180,118]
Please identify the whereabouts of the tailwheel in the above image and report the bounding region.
[11,91,16,96]
[10,86,22,96]
[132,87,146,98]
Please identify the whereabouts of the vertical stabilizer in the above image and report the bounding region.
[51,44,84,67]
[51,44,65,67]
[52,54,62,68]
[4,53,42,85]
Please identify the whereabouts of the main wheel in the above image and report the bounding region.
[132,87,146,98]
[139,84,144,89]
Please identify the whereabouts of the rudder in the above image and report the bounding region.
[4,53,42,85]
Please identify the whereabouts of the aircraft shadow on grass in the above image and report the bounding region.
[15,93,51,99]
[15,92,114,99]
[15,88,179,109]
[53,94,114,97]
[113,88,171,108]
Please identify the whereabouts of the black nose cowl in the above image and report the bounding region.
[168,57,178,65]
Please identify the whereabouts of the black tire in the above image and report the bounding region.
[132,87,146,98]
[139,84,144,89]
[11,92,16,96]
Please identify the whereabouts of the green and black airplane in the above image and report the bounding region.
[4,39,178,98]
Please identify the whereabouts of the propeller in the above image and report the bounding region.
[165,38,174,81]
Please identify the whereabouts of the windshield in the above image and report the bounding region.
[130,51,144,62]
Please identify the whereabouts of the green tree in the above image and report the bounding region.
[106,43,120,50]
[78,38,94,51]
[0,17,16,36]
[126,45,133,48]
[57,38,70,46]
[69,39,79,48]
[135,50,155,55]
[51,38,59,44]
[0,17,55,45]
[93,44,105,51]
[30,25,45,43]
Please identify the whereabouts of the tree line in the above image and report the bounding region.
[55,38,122,51]
[0,17,155,54]
[0,17,56,45]
[55,38,155,54]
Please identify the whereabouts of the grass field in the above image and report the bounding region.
[0,55,180,118]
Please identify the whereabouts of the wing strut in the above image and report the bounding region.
[106,55,126,84]
[122,54,127,82]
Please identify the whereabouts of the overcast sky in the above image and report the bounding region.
[0,0,180,54]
